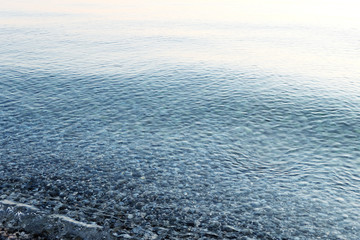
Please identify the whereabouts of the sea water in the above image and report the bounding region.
[0,0,359,239]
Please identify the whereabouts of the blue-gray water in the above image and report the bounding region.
[1,0,360,239]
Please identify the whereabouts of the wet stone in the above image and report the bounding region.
[120,233,132,239]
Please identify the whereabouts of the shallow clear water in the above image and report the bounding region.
[1,0,360,239]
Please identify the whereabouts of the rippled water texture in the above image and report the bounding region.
[1,0,360,239]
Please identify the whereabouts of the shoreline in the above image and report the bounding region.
[0,227,40,240]
[0,200,106,240]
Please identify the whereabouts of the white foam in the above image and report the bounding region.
[0,200,39,211]
[50,214,102,229]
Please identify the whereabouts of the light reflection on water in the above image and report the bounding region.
[0,0,360,239]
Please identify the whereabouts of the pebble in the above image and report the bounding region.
[120,234,132,239]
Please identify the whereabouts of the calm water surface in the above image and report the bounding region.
[0,0,360,239]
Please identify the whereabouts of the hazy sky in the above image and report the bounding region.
[2,0,360,27]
